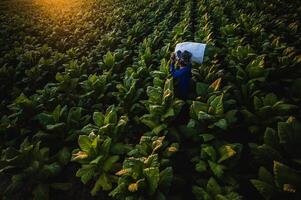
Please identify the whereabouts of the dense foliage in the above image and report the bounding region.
[0,0,300,199]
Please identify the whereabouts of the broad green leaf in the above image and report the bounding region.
[192,186,211,200]
[161,107,175,120]
[78,135,92,152]
[103,155,119,172]
[91,173,112,196]
[140,114,158,129]
[76,166,95,184]
[208,160,224,178]
[147,86,163,104]
[195,160,207,172]
[214,119,228,130]
[273,161,301,189]
[52,105,62,122]
[109,182,126,197]
[258,167,274,185]
[104,106,117,124]
[250,179,276,200]
[158,167,173,191]
[102,137,112,155]
[207,177,222,195]
[90,155,103,165]
[196,82,209,96]
[103,51,115,67]
[200,134,215,142]
[93,112,104,127]
[35,113,54,127]
[202,145,217,161]
[143,167,160,195]
[42,162,61,176]
[153,124,167,135]
[57,147,70,165]
[263,127,279,149]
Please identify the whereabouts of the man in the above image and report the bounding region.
[169,50,192,100]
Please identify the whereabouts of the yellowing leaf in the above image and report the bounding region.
[283,184,296,193]
[115,168,130,176]
[168,146,177,152]
[128,182,138,192]
[209,78,222,91]
[72,151,88,160]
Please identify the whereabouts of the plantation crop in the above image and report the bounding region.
[0,0,301,199]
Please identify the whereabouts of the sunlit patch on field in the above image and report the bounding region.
[32,0,84,19]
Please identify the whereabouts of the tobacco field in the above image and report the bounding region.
[0,0,301,199]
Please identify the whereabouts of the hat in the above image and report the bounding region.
[176,50,192,65]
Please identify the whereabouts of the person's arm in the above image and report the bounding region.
[170,64,185,78]
[169,52,186,78]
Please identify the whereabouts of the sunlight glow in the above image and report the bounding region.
[33,0,84,19]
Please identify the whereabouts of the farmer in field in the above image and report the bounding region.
[170,50,193,100]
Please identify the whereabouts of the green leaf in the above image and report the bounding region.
[192,186,211,200]
[147,86,163,104]
[161,107,175,120]
[214,119,228,130]
[144,167,160,195]
[102,137,112,155]
[93,112,104,127]
[196,82,209,96]
[52,105,62,122]
[42,162,61,176]
[277,122,291,145]
[208,160,224,178]
[35,113,54,127]
[78,135,92,152]
[213,94,224,115]
[140,114,158,129]
[91,173,112,196]
[163,78,173,92]
[46,122,65,131]
[246,56,266,78]
[207,177,222,195]
[103,155,119,172]
[109,182,126,197]
[263,127,279,149]
[200,134,215,142]
[76,166,94,184]
[33,184,49,200]
[253,96,263,110]
[90,155,104,165]
[195,160,207,173]
[153,124,167,135]
[250,179,276,200]
[273,161,301,189]
[191,101,208,118]
[111,143,130,154]
[158,167,173,191]
[258,167,274,185]
[202,145,217,161]
[104,106,118,124]
[103,51,115,67]
[57,147,70,165]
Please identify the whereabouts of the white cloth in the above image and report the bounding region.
[175,42,207,64]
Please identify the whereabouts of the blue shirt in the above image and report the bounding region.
[169,63,192,99]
